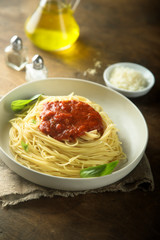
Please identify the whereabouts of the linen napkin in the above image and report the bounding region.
[0,154,154,207]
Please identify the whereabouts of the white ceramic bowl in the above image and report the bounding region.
[103,62,155,98]
[0,78,148,191]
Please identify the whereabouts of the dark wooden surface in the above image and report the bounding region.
[0,0,160,239]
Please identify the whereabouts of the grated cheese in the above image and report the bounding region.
[109,66,148,91]
[94,61,101,68]
[83,68,97,76]
[83,60,102,76]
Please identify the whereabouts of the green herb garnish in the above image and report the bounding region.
[80,160,119,178]
[32,119,37,124]
[11,94,42,112]
[21,141,29,152]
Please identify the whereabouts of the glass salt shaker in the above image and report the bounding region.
[25,55,48,82]
[4,35,28,71]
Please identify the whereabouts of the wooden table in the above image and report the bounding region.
[0,0,160,239]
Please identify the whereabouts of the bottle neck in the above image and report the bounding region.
[40,0,67,7]
[39,0,80,11]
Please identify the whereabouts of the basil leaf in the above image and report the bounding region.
[80,164,106,178]
[80,160,119,178]
[21,141,29,152]
[11,94,41,112]
[32,119,37,124]
[101,160,119,176]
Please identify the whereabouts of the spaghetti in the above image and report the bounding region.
[9,94,126,178]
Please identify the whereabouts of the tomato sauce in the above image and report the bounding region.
[39,100,104,141]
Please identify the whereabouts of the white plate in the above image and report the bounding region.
[103,62,155,98]
[0,78,148,191]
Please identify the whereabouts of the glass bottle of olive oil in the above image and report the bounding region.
[25,0,80,51]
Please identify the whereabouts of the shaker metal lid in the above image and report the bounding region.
[32,55,44,70]
[10,35,23,51]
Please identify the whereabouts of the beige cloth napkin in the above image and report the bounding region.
[0,154,154,207]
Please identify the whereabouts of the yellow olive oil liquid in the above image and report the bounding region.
[25,3,80,51]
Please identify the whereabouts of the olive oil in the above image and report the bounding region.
[25,1,80,51]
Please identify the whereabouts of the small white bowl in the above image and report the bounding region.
[103,62,155,98]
